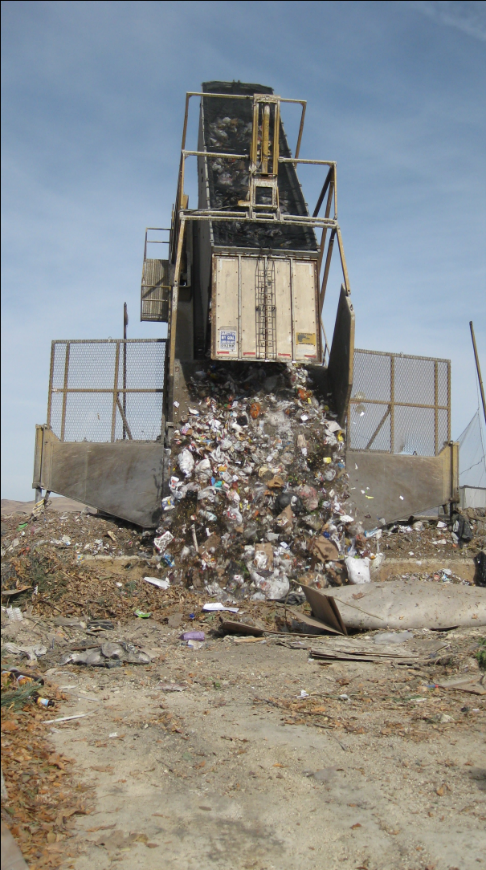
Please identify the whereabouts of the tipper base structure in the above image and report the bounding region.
[33,82,458,528]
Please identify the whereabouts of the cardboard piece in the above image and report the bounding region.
[310,639,419,664]
[1,585,32,598]
[199,534,221,557]
[267,475,285,489]
[254,543,274,571]
[310,650,417,664]
[219,619,265,637]
[233,637,266,644]
[322,579,486,630]
[288,608,344,636]
[1,820,29,870]
[437,677,486,695]
[276,505,294,529]
[302,585,348,635]
[312,536,340,562]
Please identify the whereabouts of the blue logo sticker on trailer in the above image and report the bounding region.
[219,329,236,351]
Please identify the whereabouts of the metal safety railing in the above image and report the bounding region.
[347,349,451,457]
[140,227,171,323]
[46,339,167,443]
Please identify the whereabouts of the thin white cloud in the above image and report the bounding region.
[410,1,486,42]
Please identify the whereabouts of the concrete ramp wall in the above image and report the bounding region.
[33,426,164,528]
[347,442,459,529]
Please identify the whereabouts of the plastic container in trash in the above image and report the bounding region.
[179,631,205,642]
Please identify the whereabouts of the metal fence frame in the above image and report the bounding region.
[46,339,167,443]
[348,348,451,456]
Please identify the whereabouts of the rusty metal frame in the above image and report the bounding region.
[365,405,391,450]
[46,339,166,444]
[140,227,172,323]
[166,218,187,412]
[179,152,338,219]
[348,348,451,456]
[60,342,70,442]
[143,227,171,259]
[180,91,307,157]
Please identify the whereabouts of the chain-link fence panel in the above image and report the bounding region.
[348,349,450,456]
[47,340,166,443]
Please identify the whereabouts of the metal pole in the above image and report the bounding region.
[261,105,270,175]
[181,93,191,152]
[294,102,307,159]
[336,228,350,294]
[434,360,439,455]
[111,343,120,443]
[319,228,336,313]
[46,341,56,428]
[272,100,280,176]
[313,166,333,218]
[390,356,395,454]
[167,219,187,415]
[317,176,335,273]
[123,303,128,439]
[60,343,70,442]
[447,360,451,441]
[470,321,486,426]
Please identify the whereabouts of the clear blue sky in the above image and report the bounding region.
[2,0,485,499]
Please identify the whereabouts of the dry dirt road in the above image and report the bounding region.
[44,624,485,870]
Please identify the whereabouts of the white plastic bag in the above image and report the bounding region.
[345,556,371,585]
[257,570,290,600]
[178,448,194,477]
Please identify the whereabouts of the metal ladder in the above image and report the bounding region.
[255,257,276,360]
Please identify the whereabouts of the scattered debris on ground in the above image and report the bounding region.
[1,622,483,869]
[2,518,485,868]
[1,669,90,869]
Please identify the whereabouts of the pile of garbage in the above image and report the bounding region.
[156,362,360,600]
[2,361,485,615]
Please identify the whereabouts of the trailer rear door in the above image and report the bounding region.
[212,254,320,363]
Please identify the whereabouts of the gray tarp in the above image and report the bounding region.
[322,579,486,631]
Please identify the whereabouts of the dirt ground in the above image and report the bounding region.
[2,502,486,870]
[4,620,483,870]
